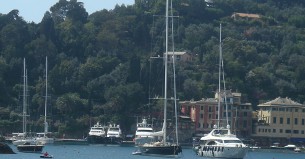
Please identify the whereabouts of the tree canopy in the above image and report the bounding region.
[0,0,305,137]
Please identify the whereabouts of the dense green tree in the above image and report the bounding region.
[1,0,305,136]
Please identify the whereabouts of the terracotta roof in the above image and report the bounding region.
[258,97,303,107]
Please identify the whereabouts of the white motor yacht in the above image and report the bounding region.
[107,124,122,138]
[88,122,106,137]
[196,125,248,158]
[134,119,155,146]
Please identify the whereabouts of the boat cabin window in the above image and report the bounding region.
[137,123,152,127]
[92,128,105,130]
[200,140,223,145]
[137,130,153,132]
[207,141,216,145]
[205,140,222,145]
[108,127,119,131]
[213,129,228,135]
[223,140,242,143]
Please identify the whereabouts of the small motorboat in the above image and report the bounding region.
[294,147,301,153]
[40,152,53,158]
[40,155,53,158]
[132,149,142,155]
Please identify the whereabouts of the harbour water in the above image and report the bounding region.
[3,144,305,159]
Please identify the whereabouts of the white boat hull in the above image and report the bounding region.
[13,139,38,146]
[197,146,248,159]
[134,136,155,146]
[36,137,54,145]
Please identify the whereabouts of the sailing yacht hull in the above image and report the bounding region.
[17,144,44,153]
[139,145,182,156]
[134,136,155,146]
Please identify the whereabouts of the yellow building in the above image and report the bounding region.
[253,97,305,146]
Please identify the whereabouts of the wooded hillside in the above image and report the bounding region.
[0,0,305,137]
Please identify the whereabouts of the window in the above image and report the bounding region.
[280,129,283,133]
[285,130,291,133]
[280,117,283,124]
[228,112,231,117]
[295,118,298,125]
[243,120,247,128]
[293,130,299,134]
[201,106,203,110]
[244,112,248,117]
[287,118,290,124]
[302,130,304,134]
[200,114,203,119]
[209,114,212,119]
[273,129,276,133]
[197,123,200,128]
[295,108,298,112]
[302,119,305,125]
[209,107,212,112]
[273,117,276,124]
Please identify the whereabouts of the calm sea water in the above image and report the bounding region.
[2,144,305,159]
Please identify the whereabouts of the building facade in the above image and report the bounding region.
[180,90,252,139]
[252,97,305,146]
[165,51,193,63]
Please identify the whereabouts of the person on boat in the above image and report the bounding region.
[44,152,49,157]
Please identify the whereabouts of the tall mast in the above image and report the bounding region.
[44,56,48,134]
[217,24,221,129]
[23,58,27,135]
[219,24,230,129]
[220,25,229,127]
[163,0,169,145]
[170,0,178,145]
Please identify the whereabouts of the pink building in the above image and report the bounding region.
[180,91,253,138]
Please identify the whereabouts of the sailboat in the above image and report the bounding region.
[195,24,248,158]
[13,58,44,152]
[13,58,37,146]
[133,0,182,156]
[36,57,54,144]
